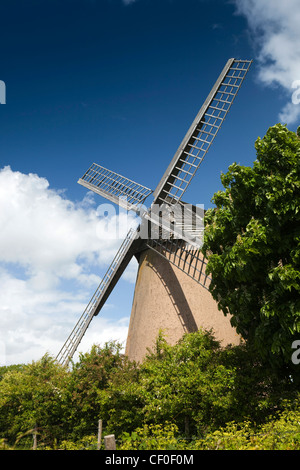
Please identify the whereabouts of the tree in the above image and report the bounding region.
[0,355,69,446]
[67,341,125,439]
[202,124,300,376]
[102,330,294,438]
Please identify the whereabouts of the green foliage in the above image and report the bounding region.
[119,423,179,450]
[139,331,295,433]
[48,435,98,450]
[67,342,125,439]
[0,364,25,382]
[137,330,234,435]
[197,401,300,450]
[202,124,300,376]
[0,331,298,450]
[87,330,296,441]
[0,342,127,447]
[0,354,69,447]
[96,356,143,436]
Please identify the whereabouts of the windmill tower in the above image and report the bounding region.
[56,58,252,366]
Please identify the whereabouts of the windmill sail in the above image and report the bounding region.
[146,236,211,290]
[152,59,252,207]
[56,228,141,366]
[144,59,252,290]
[78,163,153,213]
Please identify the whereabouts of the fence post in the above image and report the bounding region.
[104,434,116,450]
[97,419,102,450]
[32,424,37,450]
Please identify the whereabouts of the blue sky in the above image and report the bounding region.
[0,0,300,364]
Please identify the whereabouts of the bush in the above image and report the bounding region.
[197,402,300,450]
[0,332,298,449]
[119,423,179,450]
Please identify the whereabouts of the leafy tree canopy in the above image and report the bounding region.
[202,124,300,376]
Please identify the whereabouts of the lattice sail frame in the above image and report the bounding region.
[153,59,252,207]
[78,163,153,213]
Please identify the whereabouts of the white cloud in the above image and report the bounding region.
[0,166,138,365]
[234,0,300,125]
[0,166,133,277]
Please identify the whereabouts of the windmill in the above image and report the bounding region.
[56,58,252,366]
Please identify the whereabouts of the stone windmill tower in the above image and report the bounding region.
[56,58,252,366]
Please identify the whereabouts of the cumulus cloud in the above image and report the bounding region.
[0,166,138,364]
[234,0,300,124]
